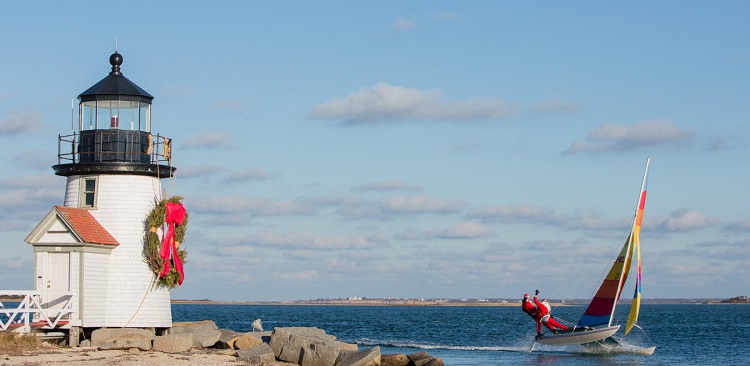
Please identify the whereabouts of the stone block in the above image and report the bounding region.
[422,357,444,366]
[414,357,436,366]
[91,328,155,347]
[270,327,341,366]
[381,353,410,366]
[237,343,276,364]
[246,330,272,344]
[300,339,340,366]
[231,334,262,349]
[335,346,381,366]
[335,341,359,351]
[215,329,242,349]
[407,352,431,364]
[153,333,193,353]
[98,333,152,351]
[171,320,221,348]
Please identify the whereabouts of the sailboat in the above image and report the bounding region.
[534,157,655,355]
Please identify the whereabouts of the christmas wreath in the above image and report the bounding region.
[145,196,188,289]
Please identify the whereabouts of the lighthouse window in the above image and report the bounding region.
[80,178,98,208]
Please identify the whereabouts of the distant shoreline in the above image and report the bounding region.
[2,296,745,306]
[169,298,748,306]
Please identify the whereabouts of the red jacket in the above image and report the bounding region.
[522,298,538,319]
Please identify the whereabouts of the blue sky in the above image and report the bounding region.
[1,1,748,301]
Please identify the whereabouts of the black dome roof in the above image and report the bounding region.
[78,52,153,104]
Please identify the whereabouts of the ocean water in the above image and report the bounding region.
[172,303,747,365]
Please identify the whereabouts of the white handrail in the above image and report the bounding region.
[0,291,75,333]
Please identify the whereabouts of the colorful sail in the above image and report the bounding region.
[625,157,649,334]
[578,158,650,329]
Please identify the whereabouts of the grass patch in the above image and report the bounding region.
[0,331,43,355]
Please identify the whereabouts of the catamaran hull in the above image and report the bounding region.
[535,325,620,346]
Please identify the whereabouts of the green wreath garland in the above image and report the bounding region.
[145,196,188,289]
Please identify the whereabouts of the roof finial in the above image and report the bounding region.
[109,51,123,76]
[115,36,118,52]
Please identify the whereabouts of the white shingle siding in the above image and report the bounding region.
[63,174,172,328]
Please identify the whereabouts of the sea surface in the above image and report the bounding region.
[172,303,747,365]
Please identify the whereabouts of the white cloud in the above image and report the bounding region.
[175,165,225,179]
[425,222,493,239]
[312,82,515,123]
[651,208,719,232]
[274,270,319,280]
[467,204,556,224]
[565,119,694,154]
[190,196,317,216]
[183,130,231,149]
[246,231,375,250]
[351,180,422,192]
[394,18,414,31]
[222,169,275,184]
[725,220,750,232]
[0,111,42,135]
[380,195,464,214]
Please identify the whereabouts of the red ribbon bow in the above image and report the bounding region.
[159,202,187,284]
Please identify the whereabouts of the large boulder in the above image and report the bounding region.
[408,352,436,366]
[270,327,341,366]
[215,329,242,349]
[153,333,193,353]
[170,320,221,348]
[335,346,381,366]
[92,328,154,350]
[237,343,276,364]
[336,341,359,352]
[231,334,263,349]
[97,333,152,351]
[422,357,445,366]
[246,330,273,343]
[381,353,410,366]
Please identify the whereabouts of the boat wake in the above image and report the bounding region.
[354,337,527,353]
[354,337,654,356]
[578,343,656,356]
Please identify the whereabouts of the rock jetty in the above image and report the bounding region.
[87,320,444,366]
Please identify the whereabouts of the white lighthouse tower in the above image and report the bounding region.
[25,52,176,334]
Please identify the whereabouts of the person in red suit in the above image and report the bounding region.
[521,293,544,337]
[534,290,569,334]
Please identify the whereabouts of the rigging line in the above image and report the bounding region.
[635,324,656,346]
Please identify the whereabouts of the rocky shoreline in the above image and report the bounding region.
[8,320,443,366]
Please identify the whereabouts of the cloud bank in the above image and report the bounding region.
[566,119,693,154]
[312,83,515,123]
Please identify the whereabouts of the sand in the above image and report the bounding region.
[0,345,295,366]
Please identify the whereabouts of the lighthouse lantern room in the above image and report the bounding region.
[25,51,177,331]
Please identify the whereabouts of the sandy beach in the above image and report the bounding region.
[0,345,295,366]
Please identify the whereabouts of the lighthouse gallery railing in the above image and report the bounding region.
[56,130,172,165]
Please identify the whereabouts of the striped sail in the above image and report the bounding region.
[625,158,649,334]
[578,158,650,329]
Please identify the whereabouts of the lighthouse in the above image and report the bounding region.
[25,52,177,333]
